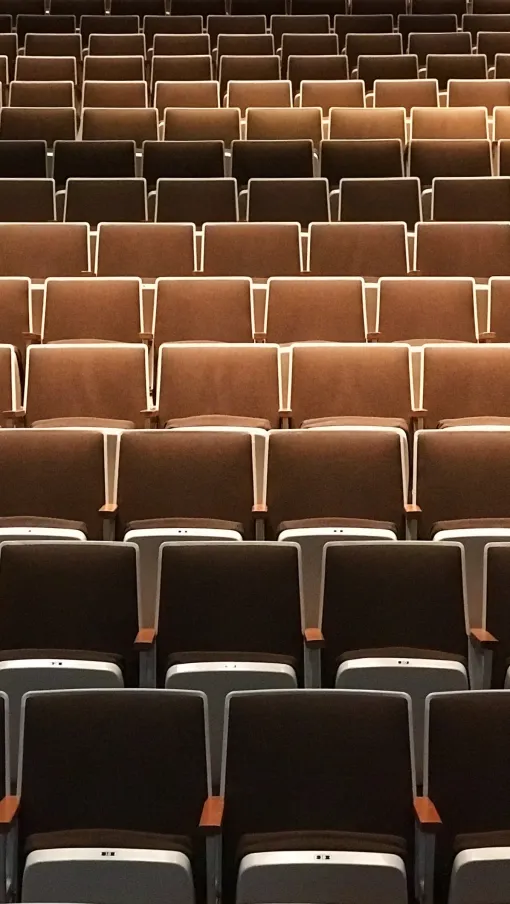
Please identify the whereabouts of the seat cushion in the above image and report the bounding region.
[237,830,408,866]
[277,517,397,536]
[32,417,135,429]
[337,647,467,668]
[432,519,510,538]
[454,830,510,854]
[125,517,244,535]
[25,829,192,859]
[0,649,124,671]
[167,651,298,670]
[165,414,271,430]
[301,416,409,432]
[0,516,87,535]
[438,417,510,429]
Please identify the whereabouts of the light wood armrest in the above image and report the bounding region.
[253,331,266,343]
[0,796,20,832]
[4,409,26,426]
[404,503,422,519]
[411,408,427,420]
[366,331,381,342]
[279,408,292,428]
[139,332,154,342]
[304,627,325,649]
[99,503,118,519]
[470,627,498,649]
[479,331,496,343]
[414,796,442,833]
[252,503,268,517]
[200,796,224,834]
[22,331,41,344]
[134,627,157,650]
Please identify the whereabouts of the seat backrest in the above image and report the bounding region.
[345,32,402,70]
[299,77,360,112]
[154,80,220,114]
[479,30,510,64]
[82,54,145,82]
[42,276,143,343]
[155,177,238,226]
[280,31,339,70]
[206,13,266,46]
[0,140,48,178]
[488,276,510,341]
[320,138,404,181]
[64,177,147,227]
[415,221,510,277]
[288,53,348,89]
[308,221,409,277]
[421,343,510,427]
[226,80,291,116]
[462,12,510,39]
[202,221,302,277]
[265,276,366,343]
[426,53,487,88]
[163,107,241,146]
[329,107,406,141]
[484,544,510,686]
[219,55,280,95]
[271,12,330,46]
[358,53,419,89]
[231,138,314,183]
[142,139,225,188]
[53,139,136,189]
[398,12,458,42]
[9,80,75,107]
[15,54,78,83]
[334,13,394,50]
[409,138,492,186]
[86,29,143,53]
[377,276,477,342]
[432,176,510,221]
[153,276,253,346]
[408,29,471,64]
[0,107,77,146]
[0,223,89,279]
[151,53,213,84]
[82,79,148,107]
[17,14,76,43]
[246,106,323,147]
[411,106,488,138]
[338,177,421,230]
[24,31,82,59]
[0,344,16,419]
[247,177,330,227]
[0,178,55,222]
[448,76,510,112]
[96,222,196,278]
[491,104,510,140]
[374,78,439,112]
[81,108,158,146]
[216,32,274,58]
[0,277,30,349]
[152,32,210,55]
[144,13,204,45]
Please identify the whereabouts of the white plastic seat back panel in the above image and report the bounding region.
[449,847,510,904]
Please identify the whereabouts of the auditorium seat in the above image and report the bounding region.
[410,106,489,138]
[226,80,291,116]
[111,0,165,12]
[265,276,366,343]
[308,222,409,278]
[219,689,415,904]
[270,13,331,47]
[288,55,348,92]
[53,139,136,189]
[151,53,213,83]
[82,79,148,108]
[155,177,238,225]
[0,277,30,351]
[172,0,225,15]
[321,138,404,181]
[494,51,510,75]
[230,0,285,14]
[152,33,211,56]
[357,54,419,89]
[398,12,458,42]
[334,14,394,51]
[81,17,140,46]
[478,31,510,64]
[219,56,280,97]
[156,541,303,786]
[0,0,43,12]
[145,14,204,46]
[82,107,158,145]
[152,276,254,346]
[280,32,339,73]
[0,344,17,424]
[426,53,488,86]
[216,32,274,59]
[15,55,78,84]
[292,0,346,13]
[163,107,241,146]
[297,79,363,112]
[13,689,209,904]
[64,177,147,227]
[232,138,314,183]
[329,108,406,142]
[492,105,510,139]
[337,177,421,229]
[407,30,471,64]
[462,12,510,40]
[409,139,492,185]
[0,32,17,80]
[0,178,55,222]
[143,140,225,188]
[353,0,405,14]
[448,77,510,111]
[373,78,439,111]
[202,222,302,278]
[0,223,89,280]
[41,276,144,343]
[431,176,510,220]
[24,32,81,64]
[415,222,510,277]
[376,277,478,343]
[206,14,266,47]
[246,107,323,148]
[50,0,104,13]
[154,81,220,114]
[0,107,77,145]
[345,32,403,73]
[17,15,76,44]
[482,542,510,686]
[9,80,75,108]
[96,222,196,279]
[487,276,510,341]
[421,343,510,427]
[247,178,330,226]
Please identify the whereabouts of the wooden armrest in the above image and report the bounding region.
[252,503,268,517]
[470,627,498,649]
[200,796,224,834]
[414,796,441,833]
[304,627,325,649]
[479,331,496,343]
[99,503,118,519]
[22,331,41,343]
[411,409,427,419]
[134,627,157,650]
[253,331,266,343]
[139,332,154,342]
[80,271,96,277]
[3,409,25,424]
[404,503,422,518]
[279,409,292,418]
[366,331,381,342]
[0,796,20,832]
[142,408,159,428]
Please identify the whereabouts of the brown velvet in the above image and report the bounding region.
[26,828,191,857]
[271,14,329,48]
[152,32,209,55]
[0,33,18,80]
[64,178,147,229]
[339,178,420,230]
[156,179,237,228]
[374,79,438,114]
[83,81,147,109]
[266,277,365,344]
[398,12,458,42]
[218,54,280,96]
[246,108,322,148]
[417,222,510,278]
[32,417,136,429]
[308,222,408,278]
[378,277,476,343]
[154,278,252,346]
[207,16,266,48]
[329,107,405,141]
[163,108,240,147]
[344,32,403,70]
[301,415,409,430]
[81,109,158,148]
[358,53,418,90]
[288,56,348,93]
[0,140,47,179]
[116,429,255,539]
[321,139,404,183]
[16,13,75,43]
[0,108,76,147]
[143,13,204,45]
[0,223,88,280]
[232,139,314,185]
[280,32,338,70]
[165,415,271,430]
[0,346,14,421]
[43,277,142,344]
[483,545,510,687]
[9,81,74,107]
[277,516,397,533]
[157,542,303,685]
[53,140,136,191]
[321,542,467,686]
[216,32,273,57]
[266,429,406,539]
[96,223,195,279]
[143,141,225,191]
[487,278,510,342]
[203,221,302,278]
[427,53,487,89]
[152,54,212,84]
[423,345,510,427]
[413,108,488,140]
[439,416,510,428]
[449,78,510,112]
[24,33,81,61]
[409,31,471,65]
[83,56,145,81]
[334,15,394,52]
[478,31,510,65]
[248,179,329,228]
[0,180,54,223]
[454,830,510,853]
[433,177,510,222]
[85,28,144,51]
[237,829,408,862]
[410,140,492,187]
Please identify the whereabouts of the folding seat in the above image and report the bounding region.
[82,54,146,81]
[111,0,166,12]
[0,541,141,772]
[297,79,362,112]
[494,50,510,74]
[81,16,141,46]
[0,140,47,178]
[231,139,314,185]
[151,54,213,84]
[163,107,240,146]
[14,342,150,430]
[53,139,136,190]
[202,222,302,278]
[0,278,31,351]
[415,222,510,277]
[308,222,409,278]
[477,30,510,64]
[64,178,148,228]
[374,78,439,113]
[408,29,472,65]
[152,32,211,55]
[270,14,331,49]
[16,15,76,45]
[425,53,488,87]
[50,0,105,12]
[88,31,146,58]
[143,140,224,189]
[320,138,404,182]
[292,0,347,14]
[154,80,219,114]
[264,275,366,343]
[0,33,17,81]
[82,80,148,107]
[247,178,330,227]
[289,56,349,93]
[219,56,280,98]
[487,276,510,341]
[8,80,75,108]
[96,222,196,278]
[329,107,406,142]
[411,106,489,138]
[0,108,77,146]
[0,178,55,222]
[494,104,510,138]
[0,223,89,280]
[376,276,478,343]
[155,177,238,225]
[152,276,254,346]
[171,0,225,14]
[144,14,204,47]
[81,108,158,146]
[338,177,421,229]
[432,176,510,221]
[246,108,323,149]
[318,541,469,773]
[226,80,291,116]
[462,12,510,40]
[448,77,510,113]
[41,276,144,343]
[24,32,82,63]
[15,56,78,85]
[345,33,403,73]
[352,0,406,15]
[218,689,415,904]
[412,0,466,13]
[280,33,340,74]
[216,33,274,59]
[11,689,210,904]
[334,14,394,53]
[398,12,458,45]
[230,0,286,15]
[154,542,303,787]
[357,54,419,89]
[206,14,266,48]
[0,428,108,541]
[409,139,492,186]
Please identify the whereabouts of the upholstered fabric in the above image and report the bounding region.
[26,829,191,857]
[165,415,271,430]
[301,416,408,431]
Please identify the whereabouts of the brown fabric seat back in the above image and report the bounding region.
[151,55,213,84]
[321,139,404,182]
[219,56,280,96]
[377,277,477,342]
[448,76,509,112]
[0,179,55,223]
[153,277,253,346]
[409,139,492,187]
[345,32,402,71]
[308,222,408,277]
[422,344,510,427]
[358,54,418,90]
[24,32,82,60]
[144,13,204,44]
[83,54,145,81]
[432,176,510,221]
[64,178,147,228]
[232,139,314,184]
[96,223,196,279]
[0,278,30,349]
[82,80,147,108]
[155,178,237,227]
[15,56,77,82]
[9,80,74,107]
[411,106,488,139]
[426,54,487,88]
[398,12,458,42]
[154,82,220,115]
[339,177,421,229]
[299,78,361,112]
[374,78,438,113]
[53,140,136,191]
[289,56,348,91]
[81,108,158,146]
[334,14,394,51]
[408,31,471,65]
[43,277,142,343]
[0,224,89,279]
[329,108,406,141]
[207,15,266,47]
[227,80,290,116]
[484,544,510,687]
[280,32,339,71]
[0,108,77,146]
[247,178,329,227]
[0,345,15,420]
[266,276,365,343]
[271,14,330,48]
[478,31,510,64]
[488,277,510,341]
[202,222,302,278]
[416,222,510,277]
[142,141,224,190]
[85,28,143,52]
[163,108,240,147]
[246,106,322,147]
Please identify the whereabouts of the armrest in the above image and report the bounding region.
[134,627,157,650]
[411,408,427,420]
[404,503,422,519]
[252,503,268,517]
[200,796,224,834]
[139,332,154,342]
[22,331,41,344]
[279,408,292,428]
[80,271,96,277]
[142,408,159,428]
[470,627,498,649]
[366,331,381,342]
[0,795,20,833]
[414,796,442,833]
[3,409,26,427]
[253,331,266,343]
[99,503,118,519]
[304,627,325,649]
[479,331,496,343]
